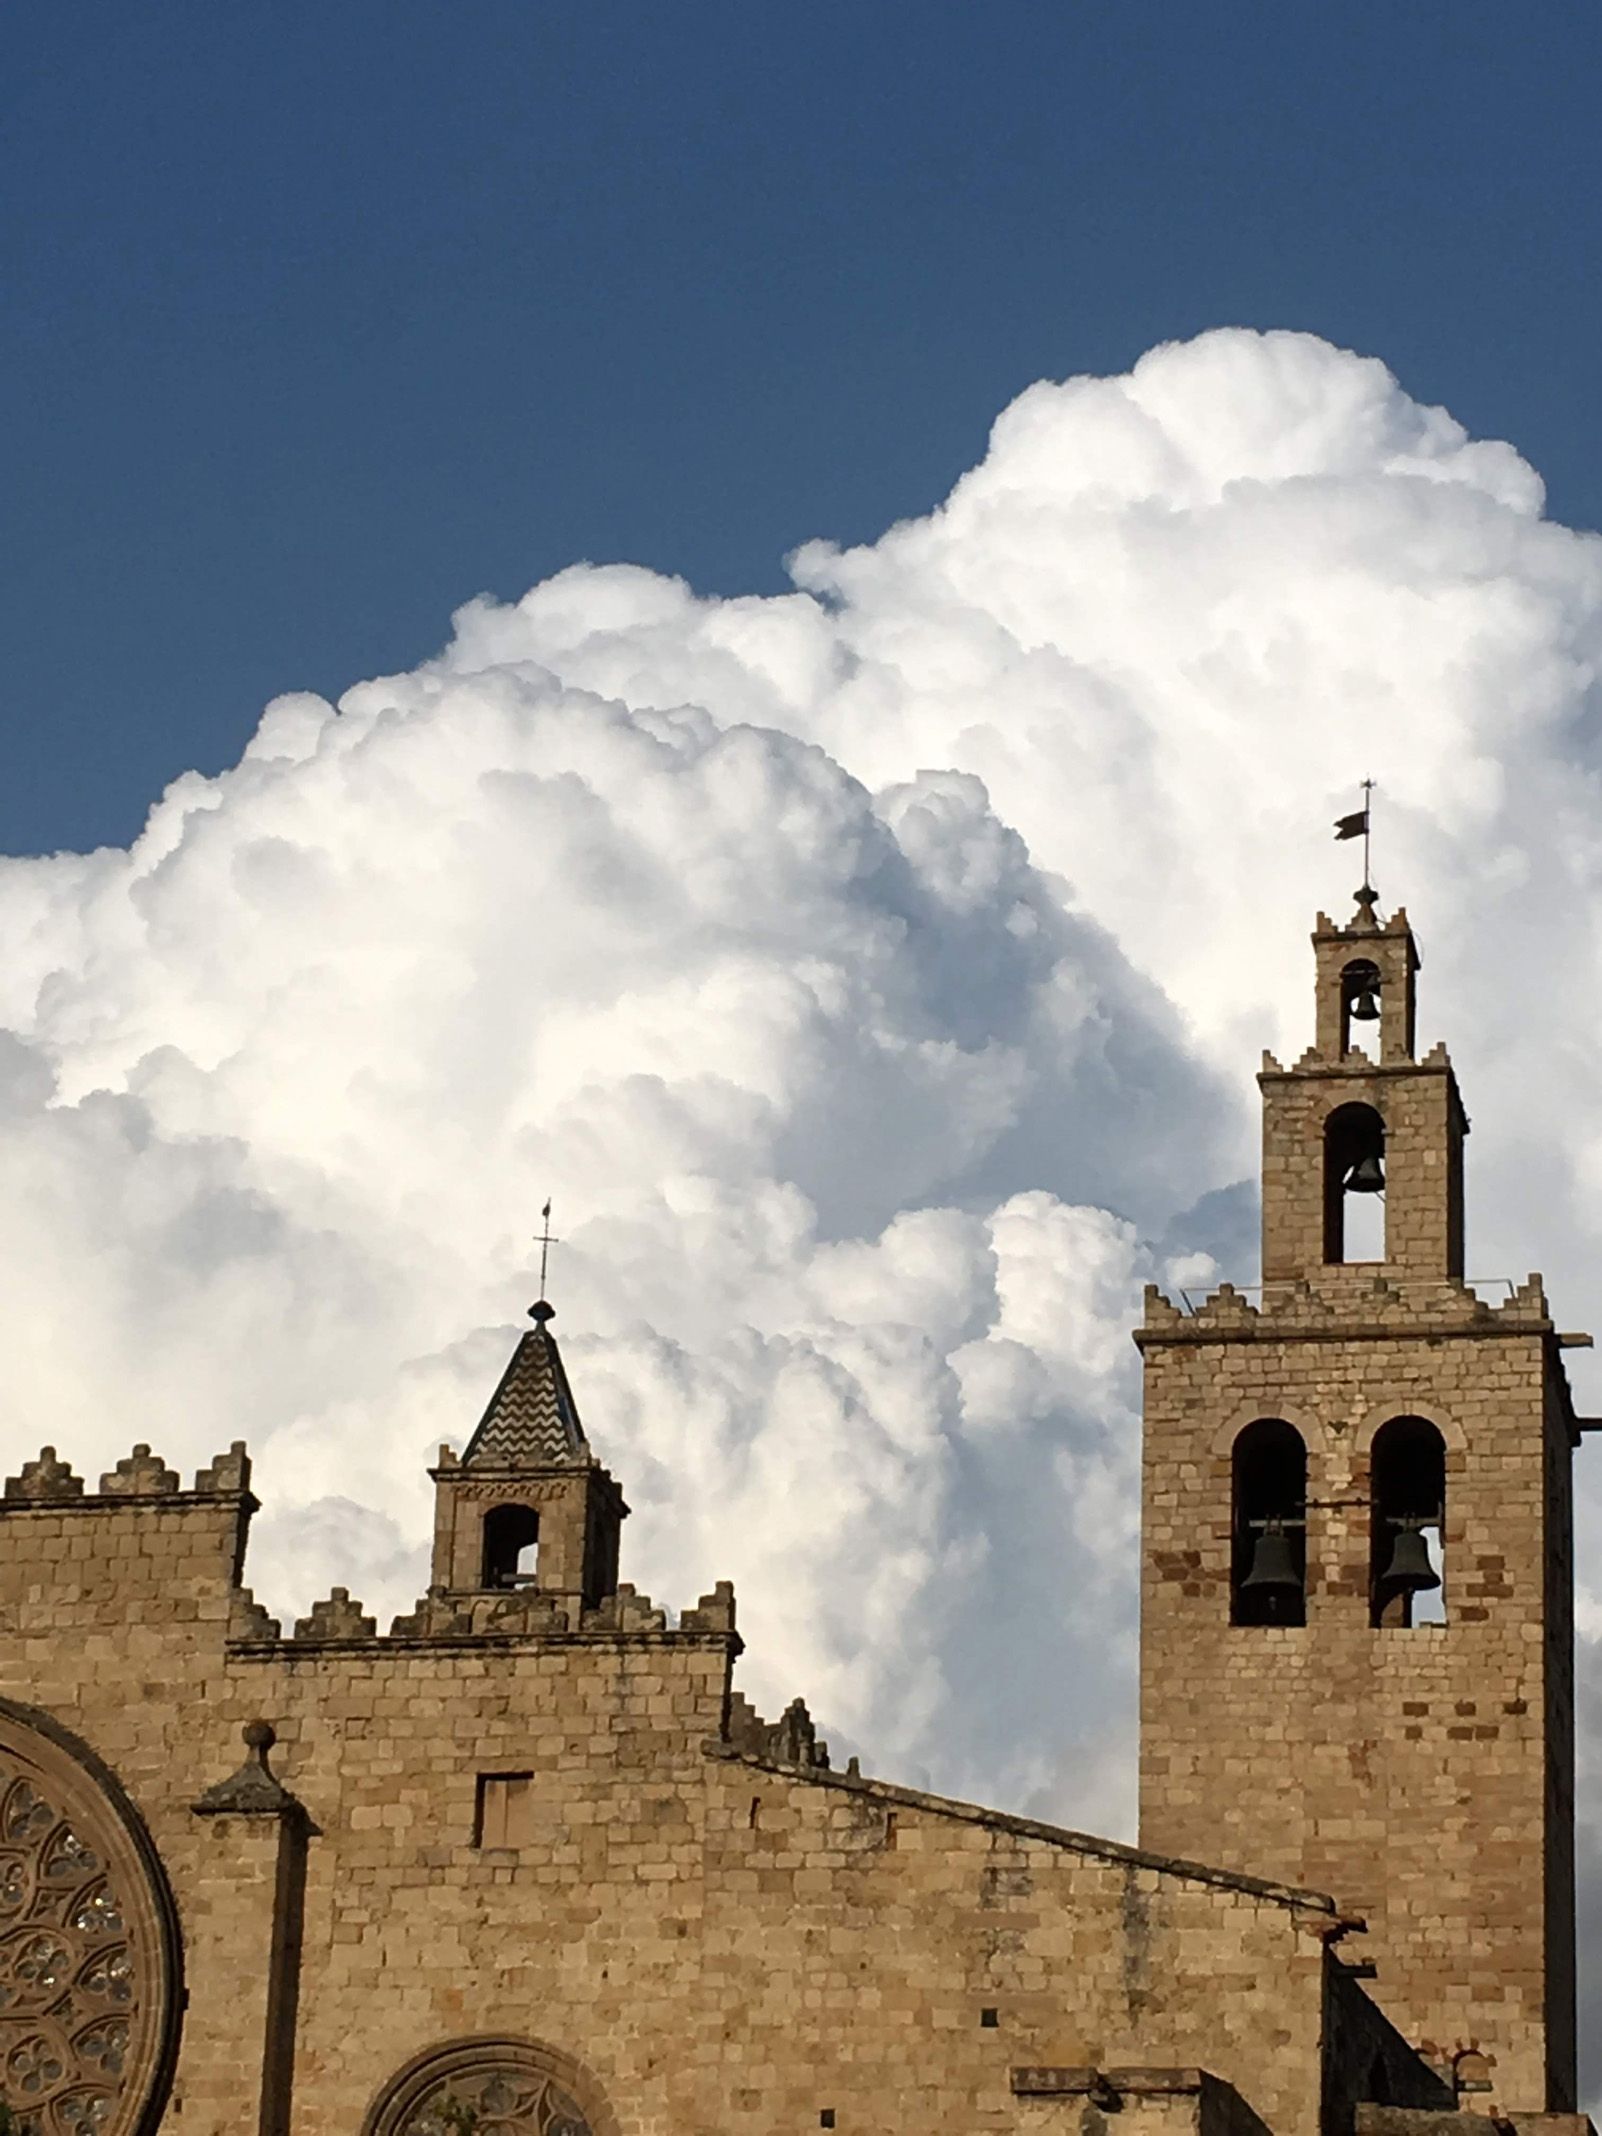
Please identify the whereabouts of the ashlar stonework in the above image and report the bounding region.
[0,890,1592,2135]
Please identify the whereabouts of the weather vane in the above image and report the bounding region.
[1333,777,1375,900]
[532,1198,559,1314]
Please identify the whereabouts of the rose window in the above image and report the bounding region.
[0,1714,177,2136]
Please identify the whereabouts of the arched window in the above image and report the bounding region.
[1370,1416,1446,1627]
[1324,1102,1386,1264]
[1340,958,1382,1056]
[482,1504,540,1590]
[364,2035,612,2136]
[1231,1419,1307,1626]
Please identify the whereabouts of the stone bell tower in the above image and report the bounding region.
[1137,889,1581,2111]
[414,1299,628,1635]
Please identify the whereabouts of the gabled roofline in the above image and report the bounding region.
[705,1742,1346,1917]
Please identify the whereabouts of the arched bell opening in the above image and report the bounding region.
[1231,1418,1307,1626]
[1340,958,1383,1057]
[1369,1415,1447,1627]
[482,1503,541,1590]
[1324,1101,1386,1265]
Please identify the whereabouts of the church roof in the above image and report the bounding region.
[462,1303,590,1467]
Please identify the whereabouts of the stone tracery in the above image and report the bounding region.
[370,2039,603,2136]
[0,1714,177,2136]
[398,2064,593,2136]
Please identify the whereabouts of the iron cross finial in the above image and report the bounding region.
[532,1199,560,1315]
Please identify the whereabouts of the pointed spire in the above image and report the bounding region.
[461,1301,590,1468]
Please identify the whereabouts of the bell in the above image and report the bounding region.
[1240,1522,1301,1597]
[1379,1522,1440,1596]
[1349,986,1381,1021]
[1347,1152,1385,1194]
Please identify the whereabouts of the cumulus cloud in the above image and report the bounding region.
[6,325,1602,2084]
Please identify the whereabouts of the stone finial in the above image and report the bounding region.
[228,1588,281,1641]
[99,1444,181,1497]
[194,1441,252,1494]
[193,1719,299,1816]
[292,1587,377,1641]
[680,1580,737,1636]
[4,1448,85,1502]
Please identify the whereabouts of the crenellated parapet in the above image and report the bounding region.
[3,1439,254,1506]
[1138,1272,1554,1350]
[379,1578,737,1648]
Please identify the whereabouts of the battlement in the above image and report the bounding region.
[2,1439,254,1505]
[1137,1272,1552,1347]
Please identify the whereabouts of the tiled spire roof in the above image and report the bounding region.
[462,1302,590,1467]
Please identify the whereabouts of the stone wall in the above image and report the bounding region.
[1137,1277,1575,2112]
[0,1438,1430,2136]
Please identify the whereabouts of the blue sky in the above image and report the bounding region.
[7,2,1602,854]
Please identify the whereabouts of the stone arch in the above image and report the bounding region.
[0,1694,183,2135]
[363,2035,620,2136]
[1352,1397,1466,1461]
[1209,1398,1331,1462]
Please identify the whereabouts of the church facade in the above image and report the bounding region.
[0,892,1592,2135]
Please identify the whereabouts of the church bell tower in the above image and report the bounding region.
[1137,890,1581,2110]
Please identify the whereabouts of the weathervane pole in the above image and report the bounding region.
[1362,777,1374,895]
[533,1199,559,1311]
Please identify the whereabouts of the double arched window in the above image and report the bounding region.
[1230,1419,1307,1626]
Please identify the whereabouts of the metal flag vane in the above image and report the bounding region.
[1333,778,1376,899]
[531,1199,560,1318]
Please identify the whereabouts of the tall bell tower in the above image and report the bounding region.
[1137,889,1581,2110]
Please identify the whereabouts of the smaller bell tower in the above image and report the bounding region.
[1261,890,1465,1284]
[426,1301,626,1627]
[1138,889,1581,2112]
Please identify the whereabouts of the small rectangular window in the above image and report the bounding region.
[475,1772,535,1848]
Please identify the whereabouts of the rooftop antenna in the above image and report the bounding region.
[531,1198,559,1323]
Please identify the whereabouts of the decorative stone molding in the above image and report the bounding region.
[194,1721,301,1819]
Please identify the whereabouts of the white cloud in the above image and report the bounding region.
[7,324,1602,2090]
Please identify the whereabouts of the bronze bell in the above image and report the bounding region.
[1380,1521,1440,1596]
[1349,986,1381,1021]
[1240,1521,1301,1597]
[1347,1152,1385,1194]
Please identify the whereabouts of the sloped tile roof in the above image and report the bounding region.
[462,1304,589,1467]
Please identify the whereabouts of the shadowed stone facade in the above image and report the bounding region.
[0,892,1590,2134]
